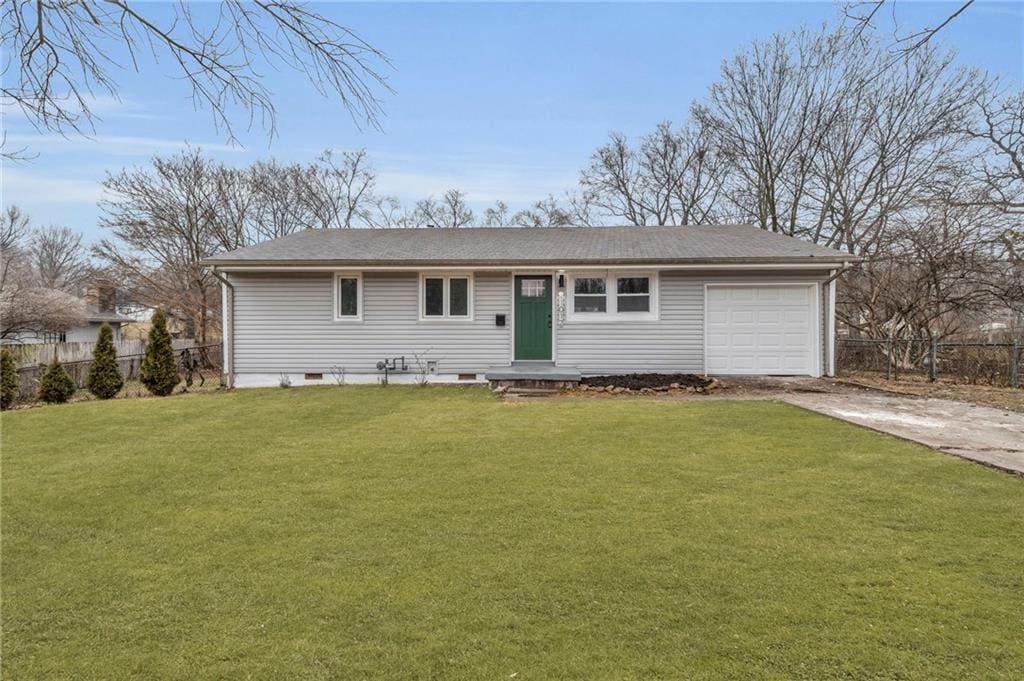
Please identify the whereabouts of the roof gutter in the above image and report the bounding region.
[208,267,234,389]
[822,259,856,286]
[203,260,859,273]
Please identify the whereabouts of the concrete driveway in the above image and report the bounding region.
[783,391,1024,475]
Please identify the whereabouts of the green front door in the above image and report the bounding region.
[514,275,552,360]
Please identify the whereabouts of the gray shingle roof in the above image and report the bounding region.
[86,309,131,323]
[203,224,859,267]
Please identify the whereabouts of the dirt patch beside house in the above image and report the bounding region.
[839,372,1024,414]
[580,373,714,391]
[567,375,857,399]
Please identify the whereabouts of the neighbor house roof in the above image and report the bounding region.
[85,309,131,324]
[202,224,859,268]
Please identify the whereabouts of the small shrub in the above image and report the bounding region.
[86,323,124,399]
[39,359,76,404]
[279,373,292,388]
[141,309,180,396]
[1,349,18,409]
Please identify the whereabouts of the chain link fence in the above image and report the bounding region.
[837,339,1022,388]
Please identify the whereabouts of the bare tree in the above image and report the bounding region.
[841,198,1007,342]
[510,195,576,228]
[693,26,981,254]
[481,201,511,227]
[0,206,32,308]
[963,80,1024,324]
[94,149,223,342]
[30,226,91,292]
[1,1,391,158]
[0,207,87,339]
[580,121,724,225]
[303,149,396,228]
[0,206,30,251]
[247,160,317,240]
[410,190,474,228]
[965,83,1024,216]
[693,27,852,236]
[844,1,976,59]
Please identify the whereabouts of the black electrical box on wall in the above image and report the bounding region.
[495,314,506,327]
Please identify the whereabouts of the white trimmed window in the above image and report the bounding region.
[616,276,651,312]
[334,273,362,321]
[568,272,657,321]
[421,274,473,320]
[573,277,607,312]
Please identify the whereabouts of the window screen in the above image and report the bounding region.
[449,278,469,316]
[338,277,359,317]
[573,277,607,312]
[616,277,650,312]
[424,278,444,316]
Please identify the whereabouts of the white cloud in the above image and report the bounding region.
[3,132,245,156]
[2,167,107,205]
[375,157,578,206]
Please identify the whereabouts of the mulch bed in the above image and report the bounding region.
[580,373,715,391]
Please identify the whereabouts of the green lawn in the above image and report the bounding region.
[3,387,1022,680]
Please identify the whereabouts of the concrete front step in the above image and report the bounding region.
[484,364,582,383]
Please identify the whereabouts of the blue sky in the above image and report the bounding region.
[3,1,1022,241]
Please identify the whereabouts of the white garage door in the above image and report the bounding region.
[705,284,819,376]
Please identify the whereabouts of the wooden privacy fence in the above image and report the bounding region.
[838,338,1022,388]
[8,338,199,368]
[13,343,222,401]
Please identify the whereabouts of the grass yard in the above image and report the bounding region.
[3,387,1022,680]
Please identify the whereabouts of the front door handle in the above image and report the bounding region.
[547,313,552,328]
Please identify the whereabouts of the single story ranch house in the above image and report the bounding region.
[202,225,859,387]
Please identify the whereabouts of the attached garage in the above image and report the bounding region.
[704,283,821,377]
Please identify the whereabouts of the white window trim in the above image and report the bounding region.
[418,273,474,321]
[567,271,659,322]
[333,272,363,322]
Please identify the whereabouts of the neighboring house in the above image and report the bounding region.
[2,286,131,345]
[202,225,860,387]
[119,306,195,341]
[60,309,131,344]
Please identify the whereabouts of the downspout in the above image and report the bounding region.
[209,267,235,388]
[822,261,854,377]
[822,260,853,287]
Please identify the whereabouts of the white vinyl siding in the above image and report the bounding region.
[557,272,700,373]
[556,271,830,375]
[228,268,832,378]
[232,271,509,374]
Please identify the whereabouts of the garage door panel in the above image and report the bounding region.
[784,332,808,346]
[732,333,755,348]
[706,285,817,376]
[730,288,756,302]
[707,288,729,302]
[707,309,728,324]
[779,288,810,303]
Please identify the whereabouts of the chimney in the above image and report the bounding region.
[85,280,117,313]
[84,286,99,310]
